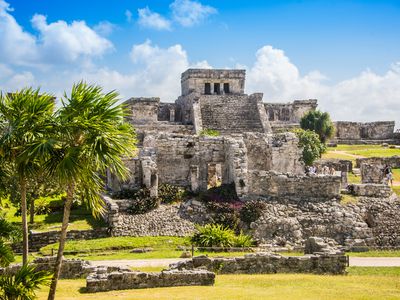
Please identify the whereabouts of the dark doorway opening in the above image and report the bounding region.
[204,83,211,95]
[214,83,221,95]
[223,83,230,94]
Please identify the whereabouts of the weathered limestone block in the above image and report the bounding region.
[170,252,347,275]
[351,184,392,198]
[86,269,215,293]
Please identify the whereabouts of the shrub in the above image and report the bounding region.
[199,183,239,204]
[199,129,220,137]
[234,231,254,248]
[300,110,335,143]
[111,188,137,199]
[0,264,52,300]
[240,200,267,225]
[126,187,159,215]
[158,184,185,204]
[206,201,241,230]
[191,224,235,248]
[293,128,326,166]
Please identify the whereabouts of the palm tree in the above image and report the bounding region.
[43,82,136,300]
[300,110,335,144]
[0,89,55,265]
[0,264,52,300]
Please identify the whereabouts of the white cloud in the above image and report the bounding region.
[246,45,400,126]
[31,14,113,64]
[0,1,113,67]
[94,21,116,36]
[137,7,172,30]
[170,0,217,27]
[125,9,133,23]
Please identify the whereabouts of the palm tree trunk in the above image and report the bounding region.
[47,182,74,300]
[30,199,35,224]
[20,176,29,265]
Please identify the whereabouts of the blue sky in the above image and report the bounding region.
[1,0,400,125]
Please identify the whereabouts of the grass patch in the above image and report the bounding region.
[1,199,105,232]
[321,151,357,162]
[346,250,400,257]
[37,271,400,300]
[40,236,190,255]
[347,267,400,276]
[392,186,400,196]
[347,172,361,184]
[340,194,359,205]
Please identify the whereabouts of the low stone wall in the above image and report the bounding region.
[170,253,348,275]
[13,228,109,253]
[86,268,215,293]
[356,156,400,168]
[0,257,97,279]
[360,163,384,184]
[350,184,393,198]
[247,171,341,200]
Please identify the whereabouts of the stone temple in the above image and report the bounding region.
[108,69,344,199]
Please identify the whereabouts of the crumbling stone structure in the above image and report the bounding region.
[334,121,396,144]
[86,268,215,293]
[169,252,348,275]
[108,69,341,201]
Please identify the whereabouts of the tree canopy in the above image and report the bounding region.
[294,129,326,166]
[300,110,335,144]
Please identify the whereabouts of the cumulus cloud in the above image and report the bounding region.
[0,1,113,67]
[31,14,113,64]
[170,0,217,27]
[137,7,172,30]
[246,45,400,125]
[94,21,117,36]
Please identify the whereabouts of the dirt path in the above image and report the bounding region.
[89,257,400,268]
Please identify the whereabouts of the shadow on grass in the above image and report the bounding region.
[78,287,88,294]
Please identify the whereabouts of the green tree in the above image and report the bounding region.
[294,129,326,166]
[0,216,21,267]
[40,82,136,300]
[300,110,335,143]
[0,89,55,265]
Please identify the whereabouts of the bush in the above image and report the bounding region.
[206,201,241,230]
[199,184,239,204]
[234,231,254,248]
[293,128,326,166]
[191,224,235,248]
[158,184,185,204]
[240,200,267,225]
[190,224,254,248]
[200,129,220,137]
[300,110,335,143]
[111,188,137,200]
[126,187,159,215]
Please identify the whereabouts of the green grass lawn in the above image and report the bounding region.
[1,199,105,232]
[326,144,400,159]
[36,268,400,300]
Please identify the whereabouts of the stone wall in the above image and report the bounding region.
[170,253,347,275]
[247,171,341,200]
[350,184,393,198]
[265,99,317,123]
[334,121,395,142]
[199,93,269,134]
[13,228,109,253]
[360,163,385,184]
[102,195,196,237]
[243,132,304,175]
[181,69,245,96]
[0,257,97,279]
[86,268,215,293]
[251,195,400,247]
[125,97,160,124]
[356,156,400,168]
